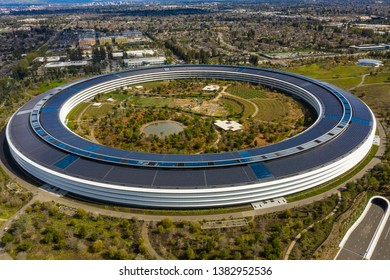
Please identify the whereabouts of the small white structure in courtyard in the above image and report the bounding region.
[203,85,220,91]
[214,120,242,131]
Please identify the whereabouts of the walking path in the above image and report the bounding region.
[349,74,370,90]
[141,222,164,260]
[223,92,259,118]
[284,192,342,260]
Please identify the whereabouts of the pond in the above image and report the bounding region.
[141,121,185,138]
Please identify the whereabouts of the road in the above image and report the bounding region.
[336,202,385,260]
[370,214,390,260]
[284,192,341,260]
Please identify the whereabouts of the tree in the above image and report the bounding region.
[199,49,210,64]
[99,46,106,60]
[160,218,174,229]
[12,59,29,80]
[249,55,259,66]
[186,246,195,260]
[91,240,104,253]
[247,29,256,40]
[76,208,87,219]
[92,47,101,63]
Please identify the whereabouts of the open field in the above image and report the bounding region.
[323,77,362,90]
[357,84,390,117]
[228,85,268,99]
[220,97,243,117]
[290,63,370,80]
[364,72,390,84]
[102,91,129,102]
[29,77,85,96]
[127,96,175,107]
[222,94,256,118]
[251,98,289,122]
[66,102,90,122]
[84,104,115,118]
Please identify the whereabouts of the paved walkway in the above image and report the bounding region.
[349,74,370,91]
[141,222,164,260]
[223,92,259,118]
[284,192,341,260]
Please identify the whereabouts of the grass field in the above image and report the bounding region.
[290,63,370,79]
[357,84,390,116]
[364,72,390,84]
[85,104,115,117]
[223,95,257,118]
[128,96,175,107]
[323,77,362,90]
[29,78,80,96]
[103,91,129,101]
[251,98,289,121]
[220,98,243,116]
[66,102,90,122]
[228,85,268,99]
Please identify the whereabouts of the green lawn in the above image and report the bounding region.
[223,95,256,118]
[252,98,289,121]
[66,102,90,122]
[220,98,243,117]
[30,79,76,96]
[228,85,268,99]
[323,77,362,90]
[364,72,390,84]
[128,96,175,107]
[85,104,115,117]
[357,84,390,116]
[103,91,129,101]
[290,63,370,79]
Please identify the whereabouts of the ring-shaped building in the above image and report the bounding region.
[6,65,376,208]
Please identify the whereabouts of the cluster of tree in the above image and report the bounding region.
[148,79,217,97]
[92,46,107,64]
[149,197,339,260]
[67,47,83,61]
[0,168,33,221]
[0,78,22,107]
[0,201,148,260]
[165,39,211,64]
